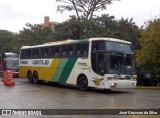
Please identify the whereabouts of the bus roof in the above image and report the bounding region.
[4,52,18,56]
[90,37,132,44]
[21,37,132,49]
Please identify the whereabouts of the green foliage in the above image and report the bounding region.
[136,17,160,80]
[55,0,120,21]
[13,23,54,53]
[0,30,16,53]
[116,18,141,49]
[52,14,140,49]
[18,23,53,45]
[0,14,140,55]
[53,19,82,40]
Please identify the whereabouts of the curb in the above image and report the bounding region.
[136,86,160,90]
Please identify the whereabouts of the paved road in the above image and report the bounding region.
[0,78,159,118]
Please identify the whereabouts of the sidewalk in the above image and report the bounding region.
[136,86,160,90]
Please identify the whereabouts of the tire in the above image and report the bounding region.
[104,89,111,93]
[27,71,33,83]
[78,75,89,91]
[32,72,39,84]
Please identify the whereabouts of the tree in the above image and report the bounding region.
[52,14,141,49]
[0,30,16,53]
[10,23,54,53]
[136,17,160,84]
[55,0,120,21]
[18,23,54,46]
[116,18,140,49]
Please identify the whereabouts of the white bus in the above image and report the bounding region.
[19,37,137,91]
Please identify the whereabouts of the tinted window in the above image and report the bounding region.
[92,41,105,51]
[75,43,89,57]
[68,45,74,56]
[40,47,49,58]
[107,42,134,53]
[62,45,67,56]
[32,49,39,58]
[49,47,55,57]
[20,49,32,59]
[55,46,61,57]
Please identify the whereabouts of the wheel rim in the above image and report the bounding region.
[80,79,87,88]
[27,72,32,82]
[79,76,88,90]
[33,73,38,83]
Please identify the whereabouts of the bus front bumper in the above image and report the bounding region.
[104,80,137,89]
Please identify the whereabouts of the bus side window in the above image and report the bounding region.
[44,48,49,57]
[62,45,67,56]
[75,44,81,56]
[32,49,39,58]
[20,50,24,59]
[39,48,44,58]
[81,43,88,56]
[92,42,98,51]
[49,47,54,57]
[55,46,60,57]
[68,45,74,56]
[25,50,31,59]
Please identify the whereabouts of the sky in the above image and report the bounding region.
[0,0,160,32]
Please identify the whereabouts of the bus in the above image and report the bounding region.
[0,52,19,77]
[19,38,137,91]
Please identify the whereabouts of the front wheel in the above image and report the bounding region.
[32,72,39,84]
[78,75,89,91]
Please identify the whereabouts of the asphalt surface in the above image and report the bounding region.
[0,78,160,118]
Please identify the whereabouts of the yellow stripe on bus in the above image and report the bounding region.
[19,58,61,81]
[44,58,60,81]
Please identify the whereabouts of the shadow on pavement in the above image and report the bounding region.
[12,78,133,95]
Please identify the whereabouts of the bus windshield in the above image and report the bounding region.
[107,53,136,74]
[6,57,19,70]
[91,40,136,75]
[109,53,124,74]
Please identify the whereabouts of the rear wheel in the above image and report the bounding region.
[27,71,33,83]
[32,72,39,84]
[78,75,89,91]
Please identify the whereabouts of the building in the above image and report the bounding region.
[42,16,59,30]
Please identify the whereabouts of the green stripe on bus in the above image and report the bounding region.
[58,58,78,84]
[52,58,68,82]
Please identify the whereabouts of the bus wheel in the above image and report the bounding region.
[27,71,33,83]
[32,72,39,84]
[78,75,89,91]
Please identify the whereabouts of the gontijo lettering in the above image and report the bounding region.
[32,60,49,65]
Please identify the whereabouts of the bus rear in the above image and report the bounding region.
[0,52,19,77]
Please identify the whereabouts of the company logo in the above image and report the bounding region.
[32,60,49,65]
[2,110,11,115]
[92,78,104,86]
